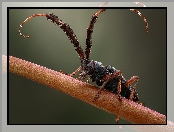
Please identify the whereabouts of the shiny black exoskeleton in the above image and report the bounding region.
[81,60,139,102]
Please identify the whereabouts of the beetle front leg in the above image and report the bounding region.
[68,66,82,77]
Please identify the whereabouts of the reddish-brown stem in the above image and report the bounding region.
[9,55,166,124]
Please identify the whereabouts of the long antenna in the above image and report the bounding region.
[18,13,85,60]
[99,2,149,34]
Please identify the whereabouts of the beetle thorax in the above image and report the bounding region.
[83,60,102,75]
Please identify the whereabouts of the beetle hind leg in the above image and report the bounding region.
[124,76,139,100]
[115,115,120,123]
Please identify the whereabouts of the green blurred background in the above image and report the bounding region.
[9,9,166,124]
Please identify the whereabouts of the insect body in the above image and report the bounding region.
[18,9,148,104]
[80,60,140,102]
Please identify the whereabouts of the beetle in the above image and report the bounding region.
[18,8,148,122]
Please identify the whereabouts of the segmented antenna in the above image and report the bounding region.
[18,13,85,60]
[85,9,106,60]
[130,9,148,34]
[99,2,148,34]
[18,14,47,38]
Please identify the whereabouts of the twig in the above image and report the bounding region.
[8,55,166,124]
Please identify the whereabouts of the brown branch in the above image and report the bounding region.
[9,55,166,124]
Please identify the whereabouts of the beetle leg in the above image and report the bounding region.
[124,76,139,100]
[68,66,82,77]
[94,70,122,101]
[115,115,120,123]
